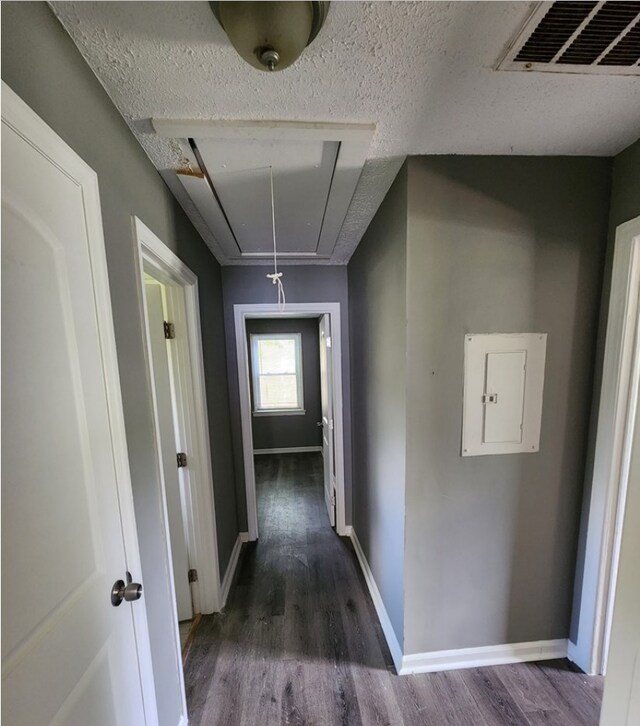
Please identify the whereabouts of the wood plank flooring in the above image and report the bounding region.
[184,453,603,725]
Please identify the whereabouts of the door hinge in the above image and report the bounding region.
[331,490,336,507]
[177,452,187,468]
[188,568,198,583]
[163,321,175,340]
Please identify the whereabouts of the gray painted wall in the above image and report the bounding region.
[221,266,351,530]
[403,156,611,654]
[1,4,238,723]
[247,318,322,450]
[348,165,408,645]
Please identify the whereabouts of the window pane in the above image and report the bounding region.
[258,338,296,375]
[259,374,299,409]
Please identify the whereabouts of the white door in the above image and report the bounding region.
[319,314,336,526]
[144,281,193,622]
[1,86,156,725]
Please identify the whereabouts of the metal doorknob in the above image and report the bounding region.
[111,572,143,607]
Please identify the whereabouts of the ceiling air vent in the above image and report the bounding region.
[497,1,640,75]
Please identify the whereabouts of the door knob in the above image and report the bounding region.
[111,571,143,606]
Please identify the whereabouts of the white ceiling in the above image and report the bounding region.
[51,1,640,265]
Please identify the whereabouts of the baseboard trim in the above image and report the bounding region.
[349,529,403,673]
[348,532,568,677]
[400,638,568,675]
[253,446,322,455]
[220,534,243,608]
[239,531,250,543]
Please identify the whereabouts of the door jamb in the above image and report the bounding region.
[234,302,347,539]
[571,216,640,674]
[134,217,222,615]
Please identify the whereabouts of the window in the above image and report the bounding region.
[250,333,304,415]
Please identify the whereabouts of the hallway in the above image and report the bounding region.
[183,454,603,725]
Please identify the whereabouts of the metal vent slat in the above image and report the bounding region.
[515,2,597,63]
[500,0,640,74]
[599,20,640,64]
[559,2,640,64]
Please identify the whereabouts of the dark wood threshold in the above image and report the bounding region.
[182,613,202,664]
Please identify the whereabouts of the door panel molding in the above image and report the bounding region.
[1,81,157,724]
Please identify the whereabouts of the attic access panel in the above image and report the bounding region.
[497,1,640,75]
[195,137,338,256]
[153,120,374,262]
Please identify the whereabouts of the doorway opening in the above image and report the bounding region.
[134,218,222,714]
[571,215,640,676]
[234,303,347,540]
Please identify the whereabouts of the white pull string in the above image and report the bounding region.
[266,165,286,312]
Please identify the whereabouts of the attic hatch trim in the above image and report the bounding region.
[496,1,640,76]
[152,119,374,264]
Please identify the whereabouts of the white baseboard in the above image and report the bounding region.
[349,529,403,673]
[239,531,250,543]
[349,531,568,677]
[220,534,243,608]
[400,638,568,675]
[343,525,353,537]
[253,446,322,455]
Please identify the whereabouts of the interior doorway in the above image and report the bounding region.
[133,218,223,713]
[571,215,640,676]
[143,275,195,625]
[234,303,347,539]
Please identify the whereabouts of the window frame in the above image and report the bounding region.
[250,332,305,416]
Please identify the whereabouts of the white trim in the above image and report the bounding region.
[155,120,375,264]
[234,303,347,539]
[250,332,304,413]
[153,118,376,142]
[220,535,244,608]
[254,446,322,455]
[400,639,568,675]
[349,530,403,673]
[572,216,640,675]
[253,409,306,417]
[349,528,565,676]
[1,83,159,724]
[239,532,250,543]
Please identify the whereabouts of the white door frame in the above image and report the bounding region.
[571,216,640,674]
[234,302,347,539]
[133,217,222,621]
[1,82,159,724]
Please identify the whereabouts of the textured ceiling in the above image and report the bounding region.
[51,1,640,264]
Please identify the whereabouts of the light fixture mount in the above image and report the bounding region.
[210,1,330,72]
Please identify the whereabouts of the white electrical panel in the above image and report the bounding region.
[462,333,547,457]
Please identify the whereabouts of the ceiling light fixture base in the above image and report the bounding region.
[210,1,330,72]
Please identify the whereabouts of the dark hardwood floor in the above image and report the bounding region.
[184,453,603,725]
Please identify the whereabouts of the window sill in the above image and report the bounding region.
[253,409,306,417]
